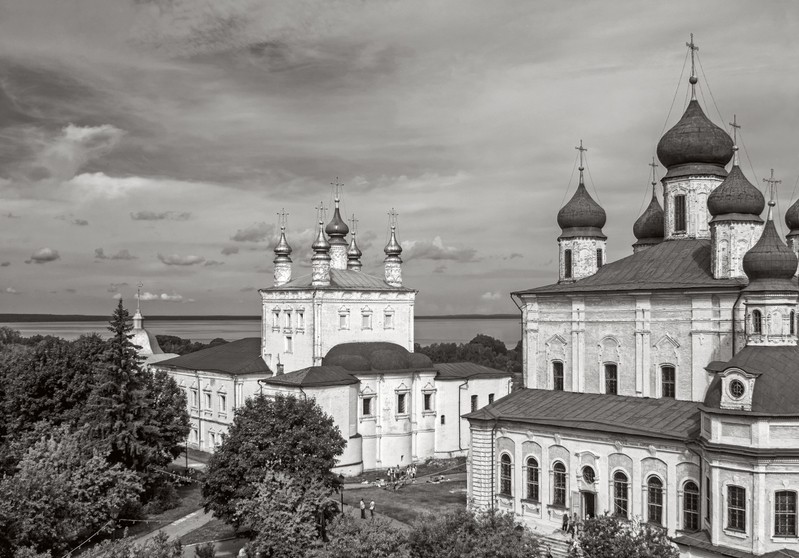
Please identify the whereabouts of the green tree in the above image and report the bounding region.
[238,471,338,558]
[145,368,191,468]
[568,514,679,558]
[203,393,346,527]
[408,508,538,558]
[81,532,182,558]
[0,426,142,555]
[307,515,410,558]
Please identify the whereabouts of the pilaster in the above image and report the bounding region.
[634,294,651,396]
[570,296,585,392]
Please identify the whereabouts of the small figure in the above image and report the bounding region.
[360,498,366,519]
[561,512,569,531]
[369,500,375,518]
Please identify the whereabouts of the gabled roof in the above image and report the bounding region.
[262,365,359,387]
[514,239,747,296]
[433,362,513,380]
[261,268,415,292]
[465,388,701,441]
[674,530,799,558]
[156,338,271,376]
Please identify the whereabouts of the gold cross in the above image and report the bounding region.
[686,33,699,98]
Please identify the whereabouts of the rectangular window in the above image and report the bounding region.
[339,314,349,329]
[284,311,291,328]
[471,394,478,412]
[488,393,495,404]
[662,366,676,398]
[727,486,746,532]
[209,432,216,447]
[564,249,573,279]
[219,394,227,412]
[285,335,293,353]
[384,313,394,329]
[440,415,446,425]
[362,313,372,329]
[362,397,373,417]
[706,476,712,522]
[775,491,797,537]
[397,393,407,415]
[191,389,199,408]
[605,364,618,395]
[423,393,432,411]
[675,194,687,233]
[553,361,564,391]
[597,248,603,268]
[297,311,304,329]
[204,391,212,410]
[272,311,280,328]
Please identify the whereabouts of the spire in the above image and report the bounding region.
[576,139,587,185]
[384,208,403,287]
[764,169,782,222]
[273,209,293,286]
[687,33,699,100]
[311,202,332,287]
[347,214,362,271]
[556,140,606,236]
[729,115,741,167]
[133,282,144,329]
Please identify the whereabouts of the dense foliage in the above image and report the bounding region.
[155,334,228,355]
[568,514,679,558]
[203,393,346,527]
[81,532,183,558]
[307,516,410,558]
[415,334,523,388]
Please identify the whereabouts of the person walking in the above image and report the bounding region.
[561,512,569,531]
[369,500,375,519]
[360,498,366,519]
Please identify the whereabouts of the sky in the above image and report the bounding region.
[1,0,799,316]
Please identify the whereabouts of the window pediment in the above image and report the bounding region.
[719,368,757,411]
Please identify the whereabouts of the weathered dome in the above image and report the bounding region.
[384,228,403,258]
[311,222,330,253]
[325,206,349,240]
[557,182,606,236]
[786,198,799,235]
[707,165,765,217]
[656,100,733,176]
[633,192,664,242]
[273,230,292,262]
[742,220,798,288]
[323,342,433,371]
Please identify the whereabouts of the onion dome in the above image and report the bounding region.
[656,100,733,178]
[311,219,330,258]
[347,226,362,271]
[743,220,798,291]
[384,223,402,262]
[325,201,349,245]
[557,182,607,239]
[633,190,664,244]
[786,198,799,236]
[707,165,765,218]
[273,227,292,263]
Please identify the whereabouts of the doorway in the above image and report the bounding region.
[581,491,596,519]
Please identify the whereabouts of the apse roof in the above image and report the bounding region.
[156,337,271,376]
[433,362,513,380]
[465,388,701,441]
[261,268,414,292]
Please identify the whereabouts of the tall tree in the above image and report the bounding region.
[203,393,346,526]
[145,368,191,468]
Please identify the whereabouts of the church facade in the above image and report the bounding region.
[155,197,511,476]
[467,44,799,558]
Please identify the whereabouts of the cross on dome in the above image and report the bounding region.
[764,169,782,220]
[649,157,658,194]
[686,33,699,99]
[575,140,587,182]
[729,115,741,166]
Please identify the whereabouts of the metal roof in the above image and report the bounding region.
[156,338,271,376]
[465,388,701,441]
[674,530,799,558]
[261,268,414,292]
[262,365,359,387]
[433,362,513,380]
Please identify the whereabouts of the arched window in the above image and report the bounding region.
[661,366,676,398]
[674,194,687,233]
[613,471,629,518]
[647,476,664,525]
[525,457,539,501]
[564,249,573,279]
[499,454,512,496]
[604,364,618,395]
[553,361,564,391]
[553,462,567,506]
[752,310,763,335]
[791,311,796,336]
[683,481,700,531]
[775,491,797,537]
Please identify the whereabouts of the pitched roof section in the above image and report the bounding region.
[674,530,799,558]
[262,365,359,387]
[465,388,701,441]
[261,268,414,292]
[703,345,799,415]
[156,338,271,376]
[434,362,513,380]
[514,239,747,295]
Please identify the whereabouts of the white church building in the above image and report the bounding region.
[153,196,511,476]
[466,40,799,558]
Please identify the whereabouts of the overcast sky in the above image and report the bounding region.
[1,1,798,316]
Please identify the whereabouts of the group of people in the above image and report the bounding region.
[387,464,417,482]
[359,498,375,519]
[561,512,585,538]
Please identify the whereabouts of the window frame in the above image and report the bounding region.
[553,361,564,391]
[553,461,567,507]
[524,457,540,502]
[775,490,797,537]
[218,393,227,413]
[683,481,700,532]
[384,311,394,330]
[284,335,293,354]
[596,248,603,268]
[613,470,629,518]
[470,394,478,412]
[488,393,495,404]
[499,453,512,497]
[362,396,374,418]
[727,485,746,533]
[604,363,618,395]
[396,392,408,416]
[423,392,434,413]
[661,365,676,398]
[674,194,687,233]
[564,249,573,279]
[647,476,664,526]
[752,309,763,335]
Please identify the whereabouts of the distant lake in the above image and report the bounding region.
[0,317,522,348]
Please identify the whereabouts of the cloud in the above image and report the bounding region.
[481,291,502,301]
[433,264,447,274]
[130,210,192,221]
[137,291,193,303]
[95,248,137,260]
[203,260,224,266]
[65,288,76,293]
[107,282,129,292]
[27,248,60,264]
[158,253,205,266]
[112,293,123,300]
[403,236,479,263]
[0,262,9,267]
[28,124,125,184]
[3,287,19,294]
[221,246,240,255]
[231,222,275,242]
[509,252,523,259]
[72,218,89,226]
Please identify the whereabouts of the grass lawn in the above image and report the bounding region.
[343,456,466,486]
[180,518,237,546]
[342,478,467,525]
[115,483,204,539]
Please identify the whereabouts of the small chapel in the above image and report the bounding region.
[154,192,511,476]
[466,39,799,558]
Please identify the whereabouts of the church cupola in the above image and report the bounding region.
[325,179,350,270]
[708,117,766,279]
[632,159,665,253]
[556,141,607,282]
[656,35,734,240]
[384,209,403,287]
[311,203,332,287]
[347,214,363,271]
[785,196,799,275]
[273,209,293,287]
[741,174,799,347]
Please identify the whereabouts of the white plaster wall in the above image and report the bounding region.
[663,175,724,240]
[710,221,764,279]
[559,237,606,282]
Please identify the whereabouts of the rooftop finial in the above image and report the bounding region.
[278,208,289,232]
[349,214,359,236]
[764,169,781,221]
[575,140,587,184]
[687,33,699,100]
[331,177,343,206]
[136,281,143,313]
[729,115,741,166]
[649,157,658,195]
[316,201,328,225]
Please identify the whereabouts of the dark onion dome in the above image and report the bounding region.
[786,198,799,236]
[656,100,734,178]
[325,205,349,243]
[707,165,765,218]
[742,220,798,291]
[557,182,607,239]
[347,235,362,259]
[273,229,292,263]
[633,192,664,244]
[384,226,403,260]
[311,221,330,255]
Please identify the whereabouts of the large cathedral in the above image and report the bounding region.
[466,42,799,558]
